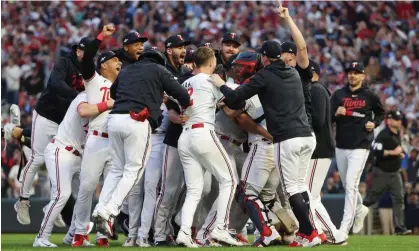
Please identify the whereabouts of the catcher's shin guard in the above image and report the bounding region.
[236,187,272,237]
[265,199,298,234]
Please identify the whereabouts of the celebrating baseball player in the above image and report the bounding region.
[176,47,242,248]
[69,24,121,247]
[331,62,385,235]
[14,36,90,226]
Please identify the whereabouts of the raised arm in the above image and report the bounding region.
[277,2,309,69]
[81,24,116,80]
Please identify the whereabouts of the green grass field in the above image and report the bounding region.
[1,234,418,251]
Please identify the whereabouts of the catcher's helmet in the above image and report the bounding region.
[232,51,263,84]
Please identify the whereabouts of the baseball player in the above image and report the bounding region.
[164,35,191,77]
[92,48,190,239]
[216,32,241,69]
[70,25,121,247]
[114,31,148,67]
[331,62,385,235]
[176,47,242,248]
[306,60,347,244]
[33,91,114,248]
[15,36,91,225]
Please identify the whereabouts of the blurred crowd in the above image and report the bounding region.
[1,0,418,233]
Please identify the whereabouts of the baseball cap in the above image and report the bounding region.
[184,49,195,63]
[259,40,281,59]
[72,37,93,51]
[386,110,402,120]
[309,59,321,76]
[222,32,241,46]
[280,41,297,55]
[123,32,148,46]
[165,35,191,48]
[96,51,117,68]
[199,42,213,48]
[345,62,365,73]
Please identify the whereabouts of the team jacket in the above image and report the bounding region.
[163,72,194,148]
[331,84,385,149]
[165,61,190,79]
[113,48,137,68]
[310,81,335,159]
[372,127,402,173]
[110,59,190,130]
[35,50,84,124]
[220,60,312,143]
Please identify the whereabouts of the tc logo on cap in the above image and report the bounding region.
[177,35,184,41]
[230,33,237,39]
[135,32,140,38]
[352,62,358,68]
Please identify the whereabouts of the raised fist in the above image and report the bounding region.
[103,24,116,38]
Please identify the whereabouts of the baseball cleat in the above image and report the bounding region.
[352,205,369,234]
[236,233,250,245]
[176,230,199,248]
[42,206,66,228]
[288,230,321,247]
[10,104,21,126]
[93,213,114,238]
[122,237,136,247]
[136,237,151,247]
[319,232,327,243]
[63,232,73,245]
[33,237,58,248]
[3,123,15,143]
[14,200,31,225]
[96,238,110,247]
[326,230,348,245]
[210,227,243,246]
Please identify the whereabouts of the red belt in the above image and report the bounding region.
[51,138,81,157]
[93,130,108,138]
[191,123,204,129]
[219,135,242,146]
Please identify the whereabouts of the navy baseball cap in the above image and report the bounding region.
[72,37,93,51]
[345,62,365,73]
[280,41,297,55]
[123,31,148,46]
[165,35,191,48]
[386,110,402,120]
[199,42,213,48]
[184,49,195,63]
[222,32,241,46]
[96,51,117,68]
[259,40,281,59]
[309,59,321,76]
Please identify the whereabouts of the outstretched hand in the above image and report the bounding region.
[276,1,290,19]
[209,74,225,88]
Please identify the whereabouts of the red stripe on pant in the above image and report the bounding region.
[316,210,335,243]
[20,111,39,196]
[202,212,218,239]
[210,131,235,228]
[309,159,318,192]
[38,148,61,238]
[154,146,169,216]
[243,144,258,184]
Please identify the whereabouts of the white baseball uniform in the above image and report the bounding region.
[72,72,113,236]
[177,73,237,235]
[196,80,248,241]
[37,92,88,240]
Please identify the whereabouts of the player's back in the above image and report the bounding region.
[55,92,89,151]
[84,72,112,132]
[182,73,223,128]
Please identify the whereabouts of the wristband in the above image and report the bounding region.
[97,32,104,41]
[97,102,108,113]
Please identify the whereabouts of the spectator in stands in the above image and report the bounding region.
[407,148,419,183]
[3,58,21,105]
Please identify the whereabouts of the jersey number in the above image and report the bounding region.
[100,87,111,102]
[186,87,194,107]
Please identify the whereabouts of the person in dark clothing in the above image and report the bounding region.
[305,60,347,244]
[211,5,320,247]
[94,49,190,238]
[114,31,148,68]
[364,110,411,235]
[407,149,419,183]
[14,37,92,226]
[164,35,191,78]
[331,61,385,235]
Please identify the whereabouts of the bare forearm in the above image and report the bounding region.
[284,17,308,68]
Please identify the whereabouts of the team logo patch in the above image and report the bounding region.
[177,35,183,41]
[352,62,358,68]
[135,32,140,38]
[124,38,128,43]
[230,33,237,39]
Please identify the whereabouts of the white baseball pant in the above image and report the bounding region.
[178,126,237,235]
[73,133,111,235]
[196,138,246,241]
[94,114,151,218]
[20,110,58,198]
[154,145,184,241]
[335,148,369,234]
[306,158,342,242]
[137,133,165,239]
[37,141,81,239]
